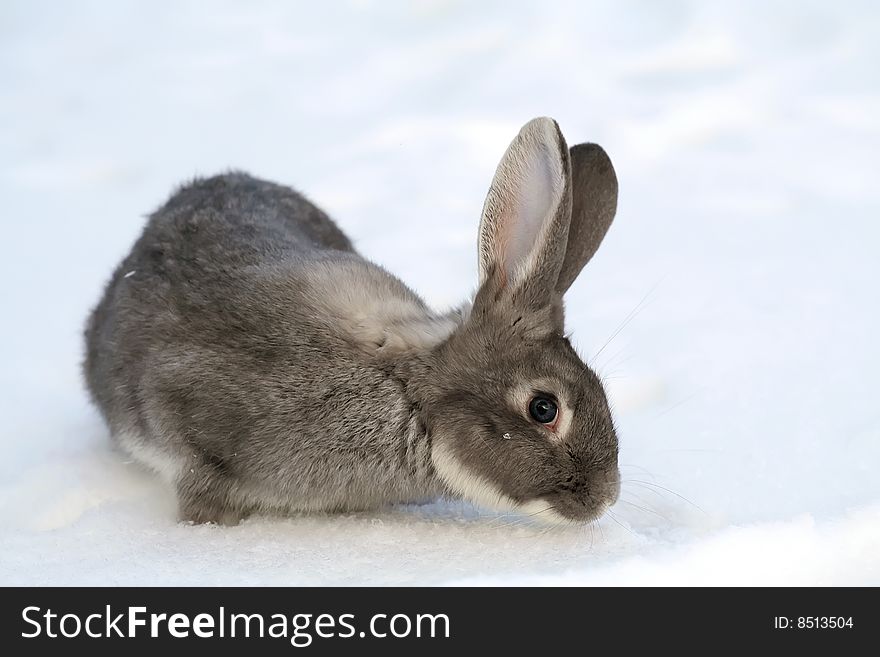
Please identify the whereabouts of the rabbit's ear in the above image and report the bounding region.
[554,143,618,294]
[477,117,572,298]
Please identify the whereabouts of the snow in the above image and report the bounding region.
[1,1,879,585]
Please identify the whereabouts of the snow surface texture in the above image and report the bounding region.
[1,1,878,586]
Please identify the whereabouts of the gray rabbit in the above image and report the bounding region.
[84,117,620,525]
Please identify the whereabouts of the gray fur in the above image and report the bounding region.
[84,118,621,525]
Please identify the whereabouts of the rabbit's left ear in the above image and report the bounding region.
[477,117,573,299]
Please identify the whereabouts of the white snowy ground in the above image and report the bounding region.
[1,1,878,586]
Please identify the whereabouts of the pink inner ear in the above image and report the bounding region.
[498,143,563,284]
[478,117,567,290]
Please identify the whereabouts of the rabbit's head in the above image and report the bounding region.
[424,118,620,524]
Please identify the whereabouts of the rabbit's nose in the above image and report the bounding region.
[545,466,620,522]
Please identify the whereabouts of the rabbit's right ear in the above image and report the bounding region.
[477,117,572,300]
[554,143,618,294]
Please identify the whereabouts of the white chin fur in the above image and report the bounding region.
[430,442,571,525]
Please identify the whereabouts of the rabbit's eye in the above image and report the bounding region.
[528,396,558,425]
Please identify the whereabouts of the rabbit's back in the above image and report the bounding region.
[145,172,354,262]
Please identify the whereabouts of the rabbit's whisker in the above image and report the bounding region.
[618,498,670,522]
[591,279,661,363]
[622,479,705,514]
